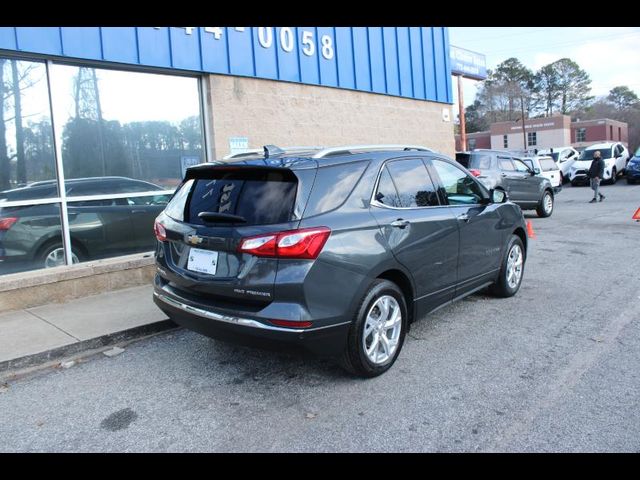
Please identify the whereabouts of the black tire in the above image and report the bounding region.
[340,279,408,378]
[536,190,553,217]
[489,235,525,298]
[39,242,84,268]
[628,178,636,185]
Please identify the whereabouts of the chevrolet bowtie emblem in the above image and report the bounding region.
[187,234,204,245]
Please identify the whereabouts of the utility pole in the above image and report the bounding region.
[520,95,527,153]
[457,75,466,151]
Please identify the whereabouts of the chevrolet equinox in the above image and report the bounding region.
[152,145,528,377]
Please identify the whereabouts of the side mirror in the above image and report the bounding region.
[491,189,507,204]
[534,168,541,174]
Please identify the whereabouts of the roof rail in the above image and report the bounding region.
[222,146,325,160]
[311,144,433,158]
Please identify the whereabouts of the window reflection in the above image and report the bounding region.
[0,58,57,200]
[50,65,204,194]
[0,203,64,274]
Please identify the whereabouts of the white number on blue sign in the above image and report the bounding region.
[279,28,294,52]
[258,27,273,48]
[204,27,223,40]
[163,27,335,61]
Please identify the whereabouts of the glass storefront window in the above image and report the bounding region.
[0,56,206,275]
[0,58,57,201]
[0,202,64,274]
[50,64,204,195]
[66,194,170,262]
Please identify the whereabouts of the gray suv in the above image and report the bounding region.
[456,150,555,217]
[153,145,528,377]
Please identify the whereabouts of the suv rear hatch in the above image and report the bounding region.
[156,163,317,309]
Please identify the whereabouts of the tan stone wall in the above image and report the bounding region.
[0,254,156,313]
[204,75,455,159]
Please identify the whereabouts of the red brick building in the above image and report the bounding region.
[456,116,628,152]
[571,119,628,150]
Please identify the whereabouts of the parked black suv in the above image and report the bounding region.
[153,146,529,377]
[456,150,555,217]
[0,177,170,274]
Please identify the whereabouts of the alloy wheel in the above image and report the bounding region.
[362,295,402,365]
[506,244,523,290]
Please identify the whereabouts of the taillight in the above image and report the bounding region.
[469,169,482,177]
[154,220,167,242]
[238,227,331,259]
[0,217,18,231]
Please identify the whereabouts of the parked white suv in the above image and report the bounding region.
[537,146,579,183]
[519,155,562,192]
[569,142,629,185]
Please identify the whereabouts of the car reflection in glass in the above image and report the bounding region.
[0,177,171,274]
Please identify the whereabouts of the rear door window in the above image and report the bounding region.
[384,159,440,208]
[374,167,402,208]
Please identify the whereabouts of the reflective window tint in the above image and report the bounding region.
[385,159,439,208]
[66,198,162,260]
[0,59,57,200]
[50,64,204,194]
[431,159,485,206]
[375,166,401,207]
[186,170,298,226]
[0,203,64,274]
[303,161,368,217]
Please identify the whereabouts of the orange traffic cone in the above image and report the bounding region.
[526,220,537,239]
[633,207,640,222]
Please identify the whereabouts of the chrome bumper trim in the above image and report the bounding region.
[153,291,349,334]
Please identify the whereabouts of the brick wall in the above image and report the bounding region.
[204,75,455,159]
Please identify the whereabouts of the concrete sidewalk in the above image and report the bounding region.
[0,284,176,376]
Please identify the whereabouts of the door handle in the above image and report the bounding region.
[131,209,147,214]
[501,173,508,177]
[457,213,470,222]
[390,219,410,229]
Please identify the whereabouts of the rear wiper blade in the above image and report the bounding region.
[197,211,247,223]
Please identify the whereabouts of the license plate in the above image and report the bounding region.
[187,248,219,275]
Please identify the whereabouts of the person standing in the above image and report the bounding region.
[588,150,605,203]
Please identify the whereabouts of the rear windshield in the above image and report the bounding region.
[539,158,558,171]
[468,153,493,170]
[165,169,298,226]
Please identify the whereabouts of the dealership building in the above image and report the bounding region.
[0,27,458,309]
[455,115,629,152]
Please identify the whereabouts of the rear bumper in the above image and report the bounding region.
[153,281,350,358]
[626,169,640,179]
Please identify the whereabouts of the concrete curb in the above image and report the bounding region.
[0,319,178,378]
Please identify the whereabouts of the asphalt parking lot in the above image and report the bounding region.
[1,180,639,452]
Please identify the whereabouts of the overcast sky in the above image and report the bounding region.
[448,27,640,109]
